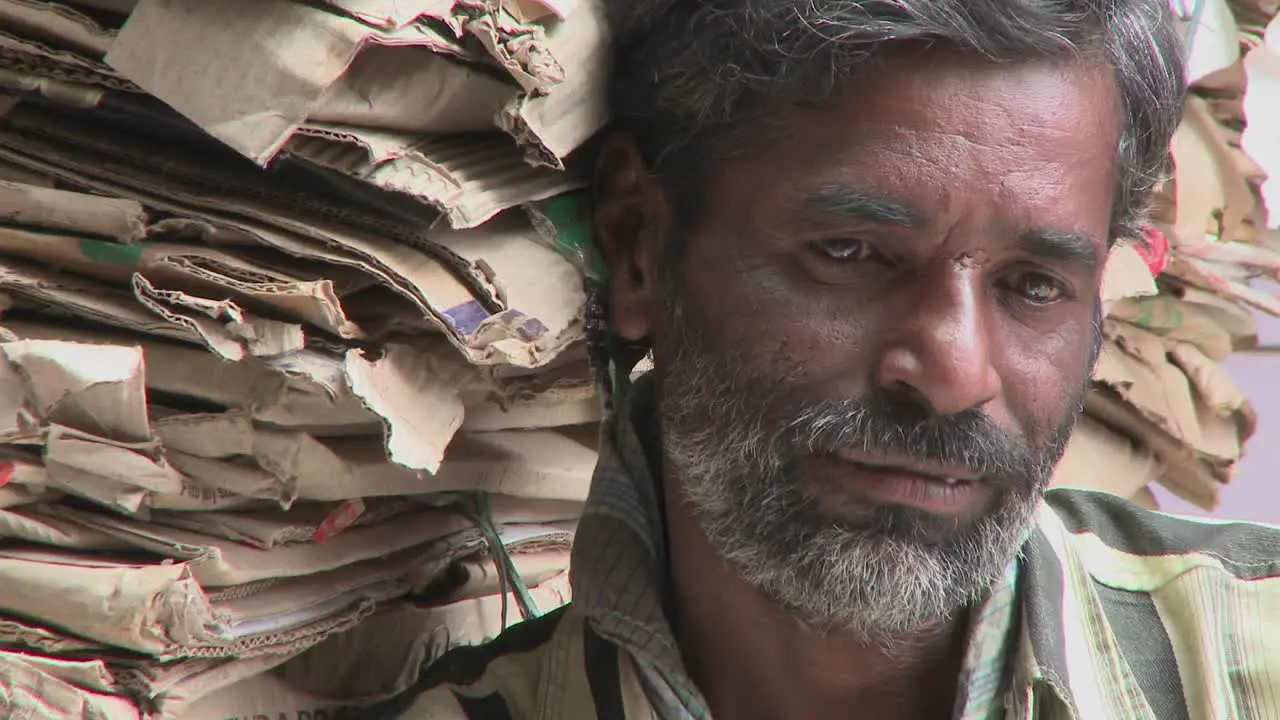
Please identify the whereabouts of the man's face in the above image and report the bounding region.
[599,51,1120,642]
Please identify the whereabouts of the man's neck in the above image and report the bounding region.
[662,478,970,720]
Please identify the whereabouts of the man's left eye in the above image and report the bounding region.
[1011,272,1067,305]
[813,238,877,262]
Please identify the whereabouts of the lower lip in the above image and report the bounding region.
[820,456,982,514]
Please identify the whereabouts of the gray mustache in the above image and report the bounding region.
[781,394,1036,484]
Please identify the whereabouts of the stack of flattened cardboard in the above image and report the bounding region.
[1050,0,1280,512]
[0,0,603,717]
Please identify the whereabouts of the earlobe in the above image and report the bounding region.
[592,131,670,343]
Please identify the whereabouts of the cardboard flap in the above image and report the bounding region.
[153,411,256,459]
[278,571,570,704]
[0,257,210,348]
[0,651,142,720]
[0,0,117,57]
[313,0,460,30]
[108,0,507,164]
[1106,290,1253,361]
[0,545,219,656]
[0,337,150,441]
[1093,322,1202,447]
[462,2,564,93]
[0,615,106,656]
[108,0,371,164]
[41,501,477,588]
[0,179,144,240]
[1171,96,1257,245]
[44,423,184,508]
[428,424,596,501]
[177,667,341,720]
[1083,390,1222,510]
[345,341,470,473]
[0,503,125,549]
[496,0,608,167]
[284,128,584,230]
[1100,243,1157,302]
[1050,415,1163,500]
[460,361,599,431]
[312,43,516,134]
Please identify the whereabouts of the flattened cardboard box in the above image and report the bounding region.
[428,424,597,502]
[1049,414,1164,500]
[0,545,221,656]
[496,0,609,168]
[311,43,516,134]
[0,24,132,91]
[0,257,216,351]
[0,649,142,720]
[460,361,599,431]
[107,0,508,163]
[0,106,585,367]
[0,338,191,513]
[1107,287,1256,361]
[1171,96,1257,245]
[0,0,117,57]
[177,668,342,720]
[0,178,144,240]
[0,337,150,443]
[125,654,301,720]
[1083,390,1224,510]
[1,320,382,433]
[283,128,583,230]
[423,212,586,366]
[312,0,459,30]
[0,517,500,660]
[37,502,483,587]
[279,572,571,705]
[0,503,127,549]
[0,225,365,340]
[142,499,415,550]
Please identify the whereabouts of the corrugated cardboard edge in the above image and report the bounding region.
[0,0,118,57]
[285,127,584,229]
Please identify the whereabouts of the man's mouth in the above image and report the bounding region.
[816,448,987,515]
[830,448,980,485]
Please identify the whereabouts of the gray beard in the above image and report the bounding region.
[655,300,1083,647]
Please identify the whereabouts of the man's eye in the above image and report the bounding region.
[1011,272,1067,305]
[813,239,877,262]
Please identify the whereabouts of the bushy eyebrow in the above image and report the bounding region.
[799,185,918,227]
[1018,230,1103,270]
[800,184,1103,270]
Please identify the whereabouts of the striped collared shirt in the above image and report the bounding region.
[366,377,1280,720]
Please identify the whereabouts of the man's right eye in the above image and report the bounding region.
[812,238,877,262]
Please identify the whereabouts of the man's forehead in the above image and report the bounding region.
[682,53,1122,245]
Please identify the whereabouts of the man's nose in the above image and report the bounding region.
[872,272,1002,416]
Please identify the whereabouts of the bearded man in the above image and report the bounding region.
[368,1,1280,718]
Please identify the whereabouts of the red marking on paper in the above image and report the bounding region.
[0,463,12,488]
[1136,226,1171,277]
[314,499,366,543]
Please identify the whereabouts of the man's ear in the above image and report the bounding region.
[593,131,674,342]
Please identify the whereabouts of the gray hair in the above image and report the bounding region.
[604,0,1187,242]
